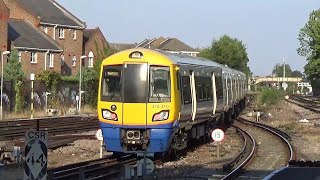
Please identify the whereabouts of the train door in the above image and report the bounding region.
[190,70,197,120]
[229,74,233,105]
[122,63,148,126]
[179,69,192,121]
[235,75,239,102]
[214,69,223,113]
[223,73,228,106]
[212,72,217,114]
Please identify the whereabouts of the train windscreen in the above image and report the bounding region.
[149,66,171,102]
[101,65,122,102]
[101,64,171,103]
[123,63,148,103]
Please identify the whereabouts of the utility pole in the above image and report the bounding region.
[283,57,285,79]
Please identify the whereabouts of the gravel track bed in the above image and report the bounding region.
[234,119,289,179]
[147,127,243,179]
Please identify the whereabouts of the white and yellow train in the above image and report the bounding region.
[97,48,247,155]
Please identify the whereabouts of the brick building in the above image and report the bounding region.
[4,0,86,76]
[0,0,111,79]
[83,27,110,68]
[8,19,63,76]
[0,0,9,60]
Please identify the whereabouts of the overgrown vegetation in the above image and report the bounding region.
[76,67,99,107]
[36,70,62,109]
[36,70,62,93]
[257,88,284,107]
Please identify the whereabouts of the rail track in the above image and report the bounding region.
[0,116,99,141]
[0,115,99,164]
[237,117,295,163]
[48,155,137,180]
[209,117,295,180]
[288,95,320,113]
[219,125,256,180]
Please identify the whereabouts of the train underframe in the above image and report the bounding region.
[109,98,247,158]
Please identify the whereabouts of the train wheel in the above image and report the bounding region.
[225,111,232,124]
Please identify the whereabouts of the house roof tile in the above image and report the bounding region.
[17,0,85,28]
[8,19,62,51]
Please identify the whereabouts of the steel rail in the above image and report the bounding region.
[237,117,295,163]
[221,125,257,180]
[48,155,137,180]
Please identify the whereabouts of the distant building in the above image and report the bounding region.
[111,37,199,57]
[110,43,136,53]
[137,37,199,57]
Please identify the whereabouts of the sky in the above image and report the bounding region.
[57,0,320,76]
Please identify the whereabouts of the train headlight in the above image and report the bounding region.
[152,110,169,121]
[102,109,118,121]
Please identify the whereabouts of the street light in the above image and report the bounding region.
[1,51,10,120]
[30,73,35,119]
[79,55,87,114]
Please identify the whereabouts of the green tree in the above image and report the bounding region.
[291,70,304,77]
[3,49,25,113]
[198,35,251,75]
[297,9,320,79]
[272,63,292,77]
[93,41,113,79]
[3,49,25,81]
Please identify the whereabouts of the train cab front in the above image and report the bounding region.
[98,50,179,154]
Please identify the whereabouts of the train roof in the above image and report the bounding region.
[158,50,246,76]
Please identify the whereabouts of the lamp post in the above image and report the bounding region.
[30,73,35,119]
[1,51,10,120]
[79,55,87,114]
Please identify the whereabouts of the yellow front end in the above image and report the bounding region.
[97,48,181,153]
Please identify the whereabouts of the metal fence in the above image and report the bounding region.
[1,80,83,113]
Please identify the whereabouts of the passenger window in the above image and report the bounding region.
[195,77,203,101]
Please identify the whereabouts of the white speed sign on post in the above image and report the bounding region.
[211,128,225,142]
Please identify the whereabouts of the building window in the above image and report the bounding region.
[18,52,21,62]
[31,52,37,63]
[49,54,54,67]
[61,54,64,66]
[88,51,94,68]
[73,30,77,40]
[58,28,64,38]
[43,26,48,34]
[72,56,76,66]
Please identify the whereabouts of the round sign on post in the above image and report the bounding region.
[96,129,103,141]
[211,128,225,142]
[96,129,104,158]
